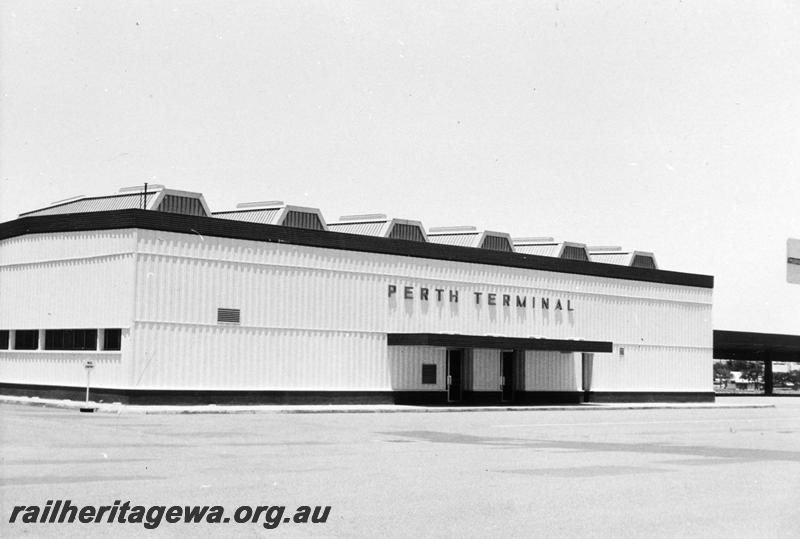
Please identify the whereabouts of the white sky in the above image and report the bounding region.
[1,1,798,334]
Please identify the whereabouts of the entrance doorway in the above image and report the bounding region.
[501,350,516,402]
[446,349,464,402]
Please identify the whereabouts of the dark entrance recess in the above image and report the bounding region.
[501,350,515,402]
[447,349,464,402]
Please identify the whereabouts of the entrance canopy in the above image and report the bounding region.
[387,333,612,352]
[714,330,800,361]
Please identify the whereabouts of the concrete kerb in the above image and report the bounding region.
[0,395,775,415]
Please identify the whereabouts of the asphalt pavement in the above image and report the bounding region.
[2,397,799,538]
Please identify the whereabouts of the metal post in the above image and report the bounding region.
[764,354,773,396]
[86,367,91,403]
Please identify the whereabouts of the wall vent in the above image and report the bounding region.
[217,308,241,324]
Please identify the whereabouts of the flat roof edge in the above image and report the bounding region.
[0,210,714,289]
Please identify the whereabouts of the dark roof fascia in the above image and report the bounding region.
[0,209,714,289]
[714,330,800,358]
[388,333,613,352]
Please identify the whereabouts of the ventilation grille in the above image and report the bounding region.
[481,235,513,252]
[283,210,325,230]
[562,245,589,261]
[157,195,207,217]
[631,255,657,269]
[217,308,241,324]
[388,223,426,242]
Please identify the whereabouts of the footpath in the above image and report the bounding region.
[0,394,776,415]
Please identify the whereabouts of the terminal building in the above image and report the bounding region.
[0,185,714,405]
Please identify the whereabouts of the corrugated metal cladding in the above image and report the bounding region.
[388,346,445,390]
[481,235,513,252]
[470,349,501,391]
[132,230,712,345]
[131,255,711,347]
[0,230,136,266]
[20,193,156,217]
[588,345,710,392]
[590,253,629,265]
[427,234,477,247]
[0,231,136,329]
[515,244,560,257]
[212,209,282,225]
[632,254,657,269]
[0,351,126,388]
[283,210,324,231]
[562,246,589,261]
[156,195,207,217]
[524,351,582,391]
[0,257,135,329]
[128,324,390,390]
[388,223,426,242]
[327,221,386,236]
[124,230,711,394]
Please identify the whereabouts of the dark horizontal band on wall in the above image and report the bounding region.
[585,391,715,403]
[0,383,395,406]
[388,333,613,352]
[0,209,714,288]
[1,384,717,405]
[516,391,585,404]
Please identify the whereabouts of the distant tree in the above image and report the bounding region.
[726,360,763,382]
[713,361,730,382]
[773,372,789,386]
[788,370,800,389]
[741,363,763,383]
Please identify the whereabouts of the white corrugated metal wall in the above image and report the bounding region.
[388,346,445,391]
[470,349,501,391]
[0,227,713,394]
[130,324,389,390]
[524,351,582,391]
[128,229,712,393]
[0,231,137,389]
[133,230,711,345]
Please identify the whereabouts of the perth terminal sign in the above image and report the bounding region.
[388,284,575,311]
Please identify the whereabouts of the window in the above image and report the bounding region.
[0,330,9,349]
[103,329,122,351]
[421,364,437,384]
[14,330,39,350]
[45,329,97,351]
[217,308,241,324]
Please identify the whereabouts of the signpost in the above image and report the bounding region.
[81,360,96,413]
[789,239,800,284]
